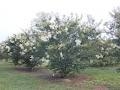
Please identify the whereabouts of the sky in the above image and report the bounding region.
[0,0,120,42]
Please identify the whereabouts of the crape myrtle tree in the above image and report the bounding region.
[91,39,116,67]
[0,44,2,59]
[19,30,46,69]
[33,13,101,77]
[0,42,9,60]
[6,35,22,65]
[6,30,46,69]
[107,7,120,63]
[0,43,5,59]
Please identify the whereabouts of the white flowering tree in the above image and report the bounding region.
[33,13,101,77]
[90,39,117,66]
[6,35,22,65]
[19,31,46,69]
[0,42,10,60]
[5,30,46,69]
[106,7,120,63]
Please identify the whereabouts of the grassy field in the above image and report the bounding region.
[0,61,120,90]
[83,67,120,90]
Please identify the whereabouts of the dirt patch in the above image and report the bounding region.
[14,66,40,72]
[14,66,54,79]
[13,66,92,87]
[14,67,109,89]
[46,74,92,86]
[15,67,91,82]
[94,85,108,90]
[64,75,92,86]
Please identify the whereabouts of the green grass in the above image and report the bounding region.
[82,67,120,89]
[0,61,84,90]
[1,61,120,90]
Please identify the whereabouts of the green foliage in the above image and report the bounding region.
[1,61,120,89]
[0,42,9,60]
[33,13,101,77]
[90,40,118,67]
[5,30,46,68]
[3,11,120,77]
[107,7,120,63]
[6,35,22,65]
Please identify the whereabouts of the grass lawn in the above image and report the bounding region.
[83,67,120,90]
[0,61,84,90]
[0,61,120,90]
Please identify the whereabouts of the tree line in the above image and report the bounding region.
[0,8,120,77]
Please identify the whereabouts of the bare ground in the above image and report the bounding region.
[14,66,109,90]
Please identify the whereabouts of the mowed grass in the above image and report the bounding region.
[1,61,120,90]
[82,67,120,89]
[0,61,84,90]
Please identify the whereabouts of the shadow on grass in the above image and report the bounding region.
[13,66,94,87]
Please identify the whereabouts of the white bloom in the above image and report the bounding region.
[30,55,34,61]
[100,40,105,44]
[65,27,68,32]
[6,46,9,49]
[111,43,120,49]
[50,18,55,24]
[95,55,99,59]
[32,40,36,43]
[60,52,63,58]
[10,39,14,43]
[90,60,93,64]
[49,24,54,29]
[46,54,49,58]
[101,47,104,51]
[23,49,27,52]
[30,42,34,46]
[33,47,36,49]
[25,42,29,46]
[30,55,34,59]
[20,52,25,55]
[59,44,64,49]
[6,46,10,52]
[19,44,24,49]
[75,39,81,46]
[96,54,103,59]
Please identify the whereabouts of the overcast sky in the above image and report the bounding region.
[0,0,120,42]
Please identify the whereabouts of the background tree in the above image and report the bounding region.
[5,30,46,69]
[6,35,22,65]
[107,7,120,63]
